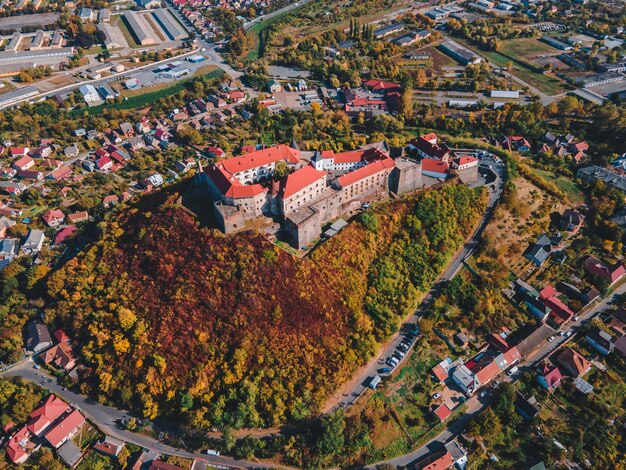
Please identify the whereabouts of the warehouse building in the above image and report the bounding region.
[152,8,187,40]
[576,72,624,88]
[0,86,39,109]
[440,41,482,65]
[123,10,157,45]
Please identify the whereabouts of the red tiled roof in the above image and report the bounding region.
[454,155,478,166]
[220,144,300,175]
[10,147,28,155]
[54,330,70,343]
[6,427,30,463]
[14,156,34,169]
[96,156,112,168]
[431,364,448,382]
[50,166,72,180]
[542,366,563,390]
[54,226,77,245]
[539,284,558,300]
[433,404,452,422]
[557,348,590,377]
[206,164,268,199]
[44,409,84,448]
[584,256,626,284]
[362,79,401,91]
[27,395,69,436]
[336,157,395,188]
[42,209,64,224]
[474,360,500,385]
[421,158,450,174]
[410,135,450,160]
[544,296,574,321]
[421,452,454,470]
[279,165,326,199]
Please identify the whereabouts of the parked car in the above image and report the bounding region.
[432,392,442,399]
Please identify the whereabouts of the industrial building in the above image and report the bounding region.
[0,86,39,109]
[162,65,191,79]
[152,8,187,41]
[98,23,126,49]
[123,10,157,45]
[440,41,482,65]
[79,85,102,106]
[576,72,624,89]
[490,90,520,99]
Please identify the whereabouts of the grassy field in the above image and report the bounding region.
[71,67,224,116]
[451,37,570,95]
[498,38,558,59]
[531,168,585,204]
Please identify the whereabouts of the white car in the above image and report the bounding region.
[432,392,442,399]
[548,336,555,342]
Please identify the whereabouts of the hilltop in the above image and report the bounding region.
[45,182,487,429]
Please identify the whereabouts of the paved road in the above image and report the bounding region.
[1,360,265,469]
[243,0,314,30]
[324,157,505,414]
[372,261,626,469]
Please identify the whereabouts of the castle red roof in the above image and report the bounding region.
[279,165,326,199]
[219,144,300,175]
[421,158,450,174]
[336,157,395,188]
[206,164,267,199]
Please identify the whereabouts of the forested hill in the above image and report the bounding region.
[45,183,487,429]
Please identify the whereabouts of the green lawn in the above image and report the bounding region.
[70,68,224,116]
[498,38,557,59]
[531,168,585,204]
[451,37,570,95]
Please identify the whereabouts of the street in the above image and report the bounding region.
[1,360,265,469]
[371,270,626,469]
[323,156,505,413]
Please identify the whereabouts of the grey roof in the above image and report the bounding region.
[452,364,474,388]
[577,165,626,193]
[25,321,52,351]
[22,229,45,252]
[57,440,83,467]
[526,235,552,264]
[444,439,466,462]
[573,376,594,394]
[0,238,17,256]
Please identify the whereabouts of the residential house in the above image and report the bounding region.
[585,327,614,355]
[54,226,77,245]
[135,118,151,134]
[556,348,591,378]
[120,122,134,136]
[408,133,451,160]
[433,403,452,422]
[43,341,76,371]
[10,147,30,157]
[13,155,35,171]
[0,216,16,239]
[150,460,185,470]
[431,357,453,383]
[584,256,626,286]
[267,79,282,93]
[25,321,52,353]
[103,194,119,207]
[64,145,80,158]
[42,209,65,227]
[6,427,33,464]
[67,211,88,224]
[614,335,626,358]
[525,235,552,266]
[49,166,72,181]
[558,209,584,234]
[21,230,44,254]
[44,409,85,448]
[96,156,113,171]
[27,395,69,436]
[515,393,540,420]
[537,362,563,392]
[128,136,145,150]
[94,436,125,458]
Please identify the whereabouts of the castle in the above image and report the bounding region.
[198,141,423,249]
